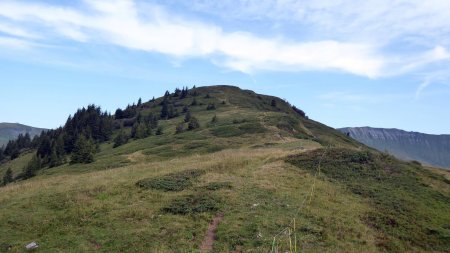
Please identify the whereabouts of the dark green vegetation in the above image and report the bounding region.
[0,85,448,252]
[287,148,450,252]
[136,169,205,191]
[340,127,450,169]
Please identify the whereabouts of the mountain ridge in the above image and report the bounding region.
[0,123,46,147]
[339,126,450,169]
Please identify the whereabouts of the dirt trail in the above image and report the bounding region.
[200,213,224,252]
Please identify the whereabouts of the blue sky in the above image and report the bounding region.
[0,0,450,134]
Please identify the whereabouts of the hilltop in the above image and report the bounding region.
[0,123,46,147]
[0,85,449,252]
[339,127,450,169]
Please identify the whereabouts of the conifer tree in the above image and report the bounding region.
[0,148,4,161]
[156,126,163,135]
[191,98,198,106]
[70,135,95,164]
[188,117,200,130]
[23,155,41,179]
[175,123,185,134]
[137,98,142,107]
[113,128,129,148]
[271,99,277,107]
[211,114,218,123]
[161,98,169,119]
[184,111,191,122]
[182,105,189,113]
[3,168,13,185]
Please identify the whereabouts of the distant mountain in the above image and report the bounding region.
[0,123,46,147]
[339,127,450,169]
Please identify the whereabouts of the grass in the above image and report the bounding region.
[0,85,448,252]
[162,192,220,215]
[286,148,450,252]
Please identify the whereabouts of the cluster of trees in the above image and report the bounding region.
[0,133,39,161]
[1,105,112,184]
[2,86,222,185]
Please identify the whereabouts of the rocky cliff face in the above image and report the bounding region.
[339,127,450,169]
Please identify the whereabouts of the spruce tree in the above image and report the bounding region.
[156,126,163,135]
[271,99,277,107]
[137,98,142,107]
[70,135,95,164]
[161,98,169,119]
[184,111,191,122]
[211,114,218,123]
[3,168,13,185]
[0,148,4,161]
[23,155,41,179]
[175,123,185,134]
[113,129,128,148]
[188,117,200,130]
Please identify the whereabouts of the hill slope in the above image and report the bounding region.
[339,127,450,169]
[0,86,449,252]
[0,123,46,147]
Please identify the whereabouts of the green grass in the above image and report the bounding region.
[0,85,448,252]
[162,192,220,215]
[286,148,450,252]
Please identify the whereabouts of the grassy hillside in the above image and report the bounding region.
[0,85,448,252]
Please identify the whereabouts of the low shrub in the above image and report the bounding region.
[203,182,232,191]
[136,169,205,191]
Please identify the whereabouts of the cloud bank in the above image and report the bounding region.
[0,0,449,80]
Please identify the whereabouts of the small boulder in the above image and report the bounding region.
[25,242,38,250]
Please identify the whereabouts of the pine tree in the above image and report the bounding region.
[271,99,277,107]
[3,168,13,185]
[70,135,95,164]
[184,111,191,122]
[161,98,169,119]
[137,98,142,107]
[175,123,185,134]
[113,128,129,148]
[23,155,41,179]
[156,126,163,135]
[0,148,4,161]
[173,88,181,97]
[211,114,218,123]
[180,87,188,99]
[115,108,124,119]
[147,113,158,129]
[188,117,200,130]
[191,98,198,106]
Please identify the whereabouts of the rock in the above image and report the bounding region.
[25,242,38,250]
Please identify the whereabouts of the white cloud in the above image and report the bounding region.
[0,0,448,81]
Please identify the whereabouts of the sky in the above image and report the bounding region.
[0,0,450,134]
